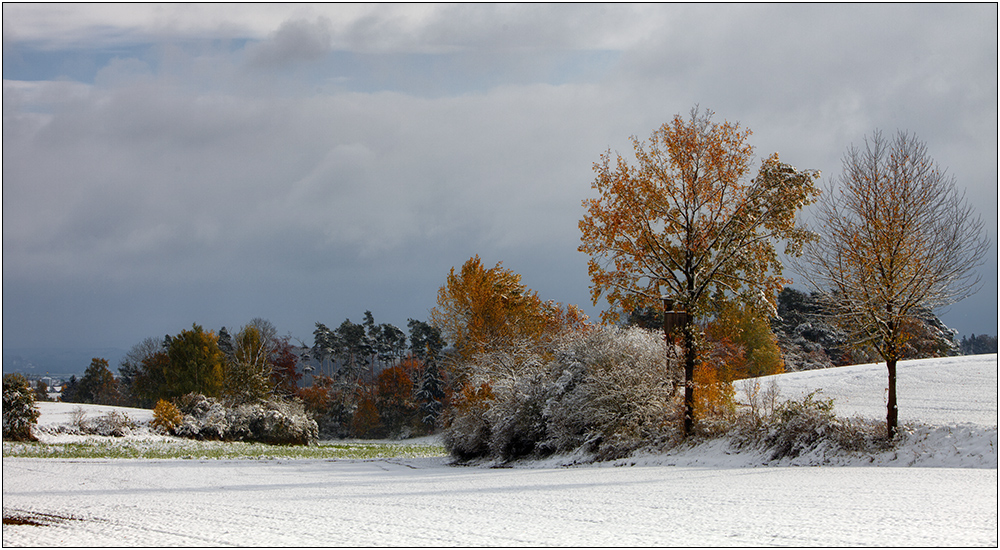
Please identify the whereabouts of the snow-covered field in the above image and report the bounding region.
[4,354,997,546]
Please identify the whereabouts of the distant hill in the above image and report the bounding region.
[2,347,128,377]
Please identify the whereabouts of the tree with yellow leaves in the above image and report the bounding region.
[579,107,820,435]
[430,255,587,383]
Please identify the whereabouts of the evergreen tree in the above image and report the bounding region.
[407,319,445,363]
[416,360,447,428]
[961,334,998,355]
[78,358,119,405]
[60,375,82,403]
[218,326,235,363]
[3,373,40,441]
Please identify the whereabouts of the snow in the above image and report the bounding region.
[743,353,998,426]
[34,402,155,428]
[4,354,997,546]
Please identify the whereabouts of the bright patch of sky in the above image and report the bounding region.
[4,42,620,98]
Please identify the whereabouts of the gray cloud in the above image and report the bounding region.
[246,17,332,69]
[3,4,995,352]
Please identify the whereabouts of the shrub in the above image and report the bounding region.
[731,385,889,460]
[152,399,183,433]
[443,326,682,463]
[88,410,136,437]
[542,327,681,460]
[173,393,318,445]
[3,373,40,441]
[692,363,736,436]
[71,406,89,431]
[66,406,136,437]
[764,390,837,459]
[442,382,495,460]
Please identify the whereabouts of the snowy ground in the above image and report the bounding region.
[4,354,997,546]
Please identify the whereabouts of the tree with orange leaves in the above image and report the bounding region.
[579,107,820,435]
[430,255,587,383]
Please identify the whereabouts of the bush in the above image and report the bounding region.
[443,326,683,463]
[3,373,40,441]
[692,362,737,437]
[553,327,682,459]
[88,410,137,437]
[66,406,136,437]
[173,393,318,445]
[442,382,495,460]
[152,399,183,433]
[731,384,889,460]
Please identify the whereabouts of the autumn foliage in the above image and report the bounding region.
[431,255,588,380]
[152,399,183,433]
[579,107,819,434]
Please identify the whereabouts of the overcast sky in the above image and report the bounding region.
[3,3,997,352]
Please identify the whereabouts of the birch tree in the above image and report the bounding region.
[579,107,820,435]
[226,324,273,403]
[801,130,988,438]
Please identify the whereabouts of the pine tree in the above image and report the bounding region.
[3,373,40,441]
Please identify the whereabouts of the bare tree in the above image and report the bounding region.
[801,130,988,438]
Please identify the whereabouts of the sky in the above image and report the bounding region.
[3,3,997,353]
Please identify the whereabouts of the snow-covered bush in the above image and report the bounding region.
[542,327,681,460]
[444,326,683,462]
[3,373,40,441]
[88,410,137,437]
[443,382,496,460]
[485,372,550,459]
[65,406,137,437]
[731,387,888,460]
[173,393,318,445]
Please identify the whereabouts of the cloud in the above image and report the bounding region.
[245,17,333,69]
[2,4,996,350]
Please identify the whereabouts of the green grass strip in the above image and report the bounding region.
[3,439,446,460]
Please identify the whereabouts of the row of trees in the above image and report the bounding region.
[960,334,997,355]
[577,107,987,439]
[46,107,986,450]
[60,319,301,410]
[423,106,987,455]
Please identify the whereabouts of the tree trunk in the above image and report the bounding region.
[682,319,697,436]
[886,357,898,439]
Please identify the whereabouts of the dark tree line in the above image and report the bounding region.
[302,313,450,438]
[56,312,453,440]
[960,334,998,355]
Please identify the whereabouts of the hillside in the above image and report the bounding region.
[4,354,996,547]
